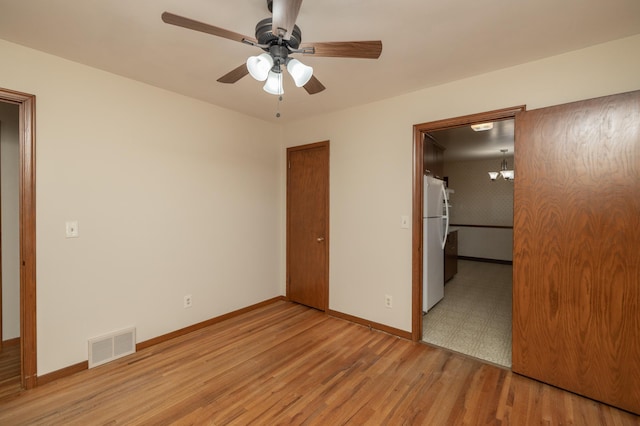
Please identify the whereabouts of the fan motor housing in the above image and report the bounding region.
[255,18,302,49]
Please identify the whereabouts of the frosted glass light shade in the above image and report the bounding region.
[500,170,515,180]
[471,122,494,131]
[488,171,499,181]
[246,53,273,81]
[263,71,284,95]
[286,59,313,87]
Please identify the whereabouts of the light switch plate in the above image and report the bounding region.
[65,221,79,238]
[401,215,410,229]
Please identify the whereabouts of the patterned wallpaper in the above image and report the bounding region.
[444,157,514,227]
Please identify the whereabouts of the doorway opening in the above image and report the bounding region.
[286,141,329,312]
[411,106,524,368]
[0,87,36,394]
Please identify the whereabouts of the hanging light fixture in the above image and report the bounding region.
[246,53,274,81]
[246,48,313,95]
[488,149,515,181]
[263,69,284,95]
[286,58,313,87]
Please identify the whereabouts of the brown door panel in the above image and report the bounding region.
[513,90,640,414]
[287,142,329,310]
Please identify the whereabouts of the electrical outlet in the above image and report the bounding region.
[384,295,393,309]
[183,294,192,308]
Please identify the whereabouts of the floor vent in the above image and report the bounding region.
[88,327,136,368]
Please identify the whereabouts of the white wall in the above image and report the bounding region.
[0,102,20,340]
[0,39,283,375]
[282,35,640,333]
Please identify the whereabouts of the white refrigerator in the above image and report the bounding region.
[423,175,449,312]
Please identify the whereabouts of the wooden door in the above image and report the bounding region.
[513,90,640,414]
[287,141,329,311]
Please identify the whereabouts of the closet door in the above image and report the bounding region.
[513,90,640,414]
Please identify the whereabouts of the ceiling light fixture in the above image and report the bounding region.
[488,149,514,181]
[246,51,313,95]
[286,58,313,87]
[246,53,274,81]
[471,122,494,132]
[263,68,284,95]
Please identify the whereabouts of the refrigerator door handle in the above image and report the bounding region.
[440,183,449,249]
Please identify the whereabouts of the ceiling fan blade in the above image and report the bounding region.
[162,12,256,44]
[303,75,326,95]
[217,63,250,84]
[272,0,303,40]
[300,41,383,59]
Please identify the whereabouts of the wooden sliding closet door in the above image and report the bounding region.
[513,90,640,414]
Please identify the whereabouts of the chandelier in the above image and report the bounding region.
[488,149,514,181]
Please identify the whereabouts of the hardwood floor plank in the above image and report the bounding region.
[0,301,637,425]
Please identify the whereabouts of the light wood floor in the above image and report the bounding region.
[0,301,637,425]
[0,341,21,400]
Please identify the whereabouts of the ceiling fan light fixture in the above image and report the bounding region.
[287,58,313,87]
[247,53,274,81]
[263,70,284,95]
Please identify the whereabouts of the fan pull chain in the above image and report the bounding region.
[275,71,283,118]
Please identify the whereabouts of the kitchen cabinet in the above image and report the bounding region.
[424,135,445,179]
[444,230,458,282]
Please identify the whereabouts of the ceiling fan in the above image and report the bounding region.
[161,0,382,95]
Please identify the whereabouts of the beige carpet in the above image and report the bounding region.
[422,259,512,367]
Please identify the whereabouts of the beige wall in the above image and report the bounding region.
[0,102,20,340]
[445,157,514,261]
[0,39,283,375]
[445,157,514,227]
[282,35,640,332]
[1,33,640,376]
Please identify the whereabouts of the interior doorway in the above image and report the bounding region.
[422,121,515,366]
[412,106,525,362]
[286,141,329,311]
[0,87,36,392]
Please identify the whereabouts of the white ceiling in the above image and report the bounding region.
[0,0,639,123]
[428,119,514,162]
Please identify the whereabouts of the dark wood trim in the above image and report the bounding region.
[36,361,88,386]
[0,115,2,350]
[286,140,330,312]
[412,106,525,342]
[411,125,424,341]
[458,256,513,265]
[0,87,37,390]
[137,296,285,351]
[451,224,514,229]
[415,105,527,132]
[327,309,412,340]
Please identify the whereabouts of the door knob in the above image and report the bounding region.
[317,237,325,242]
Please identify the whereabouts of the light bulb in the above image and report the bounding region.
[287,59,313,87]
[263,71,284,95]
[246,53,273,82]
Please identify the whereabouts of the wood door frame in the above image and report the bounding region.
[286,141,330,311]
[0,87,37,389]
[411,106,525,341]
